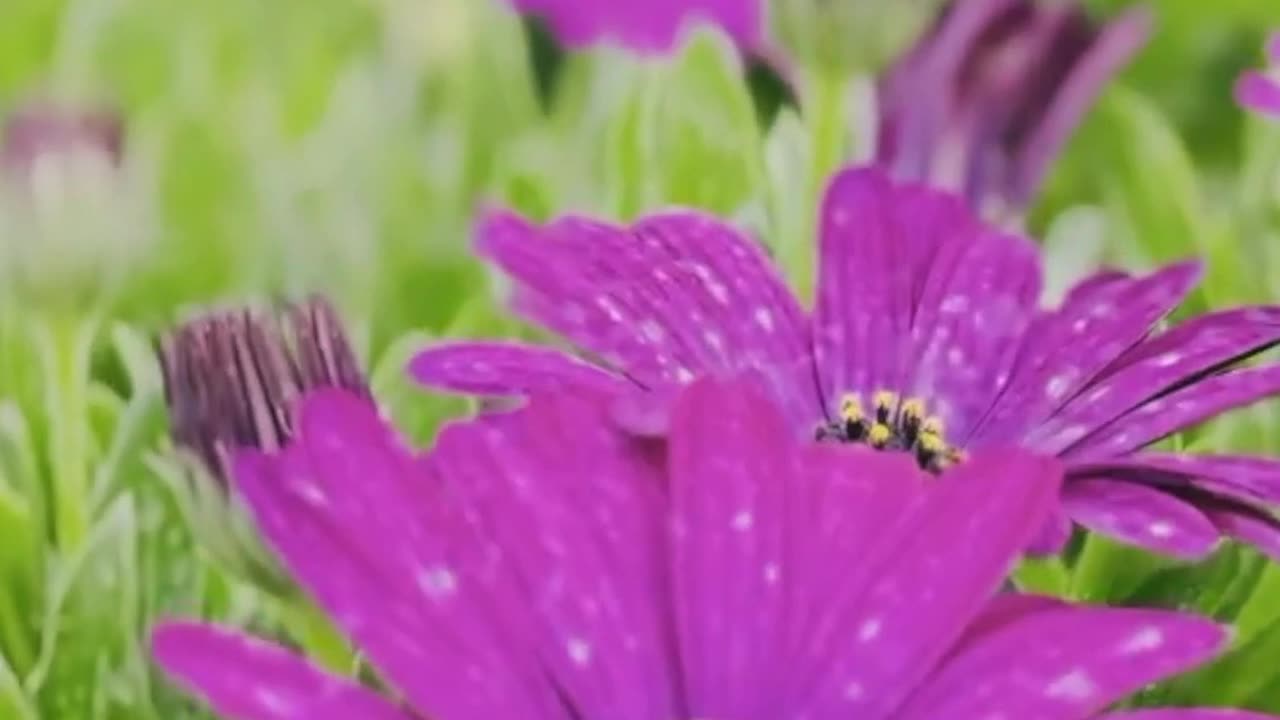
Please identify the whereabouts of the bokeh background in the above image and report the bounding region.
[1,0,1280,716]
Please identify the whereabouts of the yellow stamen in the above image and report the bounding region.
[873,390,899,410]
[900,397,926,420]
[868,423,891,446]
[917,432,944,454]
[839,394,864,423]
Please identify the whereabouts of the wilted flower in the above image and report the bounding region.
[153,377,1273,719]
[507,0,762,54]
[1235,32,1280,119]
[0,100,150,308]
[155,295,369,591]
[877,0,1150,218]
[414,167,1280,560]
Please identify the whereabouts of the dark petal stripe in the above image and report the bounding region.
[1059,363,1280,460]
[1069,452,1280,509]
[966,261,1201,447]
[1027,306,1280,453]
[1060,477,1220,559]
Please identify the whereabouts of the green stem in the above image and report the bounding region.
[790,68,855,300]
[1235,563,1280,641]
[280,596,356,675]
[33,312,98,553]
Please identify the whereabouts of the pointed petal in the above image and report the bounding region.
[476,208,818,425]
[152,622,412,720]
[1101,710,1279,719]
[1202,504,1280,564]
[1070,452,1280,508]
[795,449,1064,717]
[897,607,1227,718]
[1061,477,1220,559]
[667,376,799,717]
[1029,306,1280,453]
[408,340,629,397]
[949,593,1068,656]
[1063,363,1280,459]
[969,261,1202,446]
[432,388,683,719]
[233,393,565,720]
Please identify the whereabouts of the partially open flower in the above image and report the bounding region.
[1236,32,1280,120]
[876,0,1150,219]
[0,100,151,309]
[155,295,370,592]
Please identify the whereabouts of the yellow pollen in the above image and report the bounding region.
[917,432,944,454]
[868,423,892,446]
[900,397,926,420]
[873,390,899,410]
[839,394,864,422]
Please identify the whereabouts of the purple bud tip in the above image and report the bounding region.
[1,101,124,177]
[156,295,370,484]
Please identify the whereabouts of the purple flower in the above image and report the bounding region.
[508,0,761,54]
[1235,32,1280,119]
[2,100,123,180]
[877,0,1150,217]
[413,167,1280,561]
[153,377,1274,719]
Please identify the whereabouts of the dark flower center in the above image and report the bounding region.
[815,389,966,473]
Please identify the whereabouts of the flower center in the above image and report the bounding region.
[815,389,966,473]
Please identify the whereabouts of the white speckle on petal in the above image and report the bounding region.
[1121,626,1164,654]
[296,483,328,507]
[857,618,882,643]
[708,281,730,305]
[566,637,592,666]
[1046,373,1072,400]
[255,688,295,713]
[947,347,965,367]
[417,565,458,599]
[843,681,865,700]
[941,295,969,313]
[832,207,851,228]
[1045,668,1096,701]
[732,509,754,532]
[641,319,665,343]
[597,297,624,322]
[754,307,775,332]
[675,367,695,383]
[1072,318,1089,334]
[1154,352,1182,368]
[704,330,724,351]
[763,562,780,585]
[1148,521,1175,539]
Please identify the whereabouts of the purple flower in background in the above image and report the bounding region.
[414,167,1280,561]
[877,0,1150,218]
[1235,32,1280,119]
[1,100,123,180]
[154,378,1274,719]
[508,0,761,54]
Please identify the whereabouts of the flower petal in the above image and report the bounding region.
[152,622,412,720]
[432,389,683,719]
[897,606,1227,718]
[1061,477,1220,558]
[1236,70,1280,117]
[234,392,565,719]
[813,168,1041,437]
[1071,452,1280,507]
[476,208,818,426]
[970,260,1204,446]
[409,340,629,397]
[1063,363,1280,459]
[1026,506,1074,555]
[794,449,1064,717]
[1202,504,1280,564]
[1028,306,1280,453]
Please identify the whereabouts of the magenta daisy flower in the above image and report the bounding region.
[877,0,1151,217]
[1235,32,1280,119]
[507,0,761,54]
[413,167,1280,560]
[153,378,1274,719]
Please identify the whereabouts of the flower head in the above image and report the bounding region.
[155,295,370,592]
[508,0,761,54]
[0,100,150,309]
[877,0,1150,218]
[1236,32,1280,119]
[154,377,1272,719]
[414,167,1280,561]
